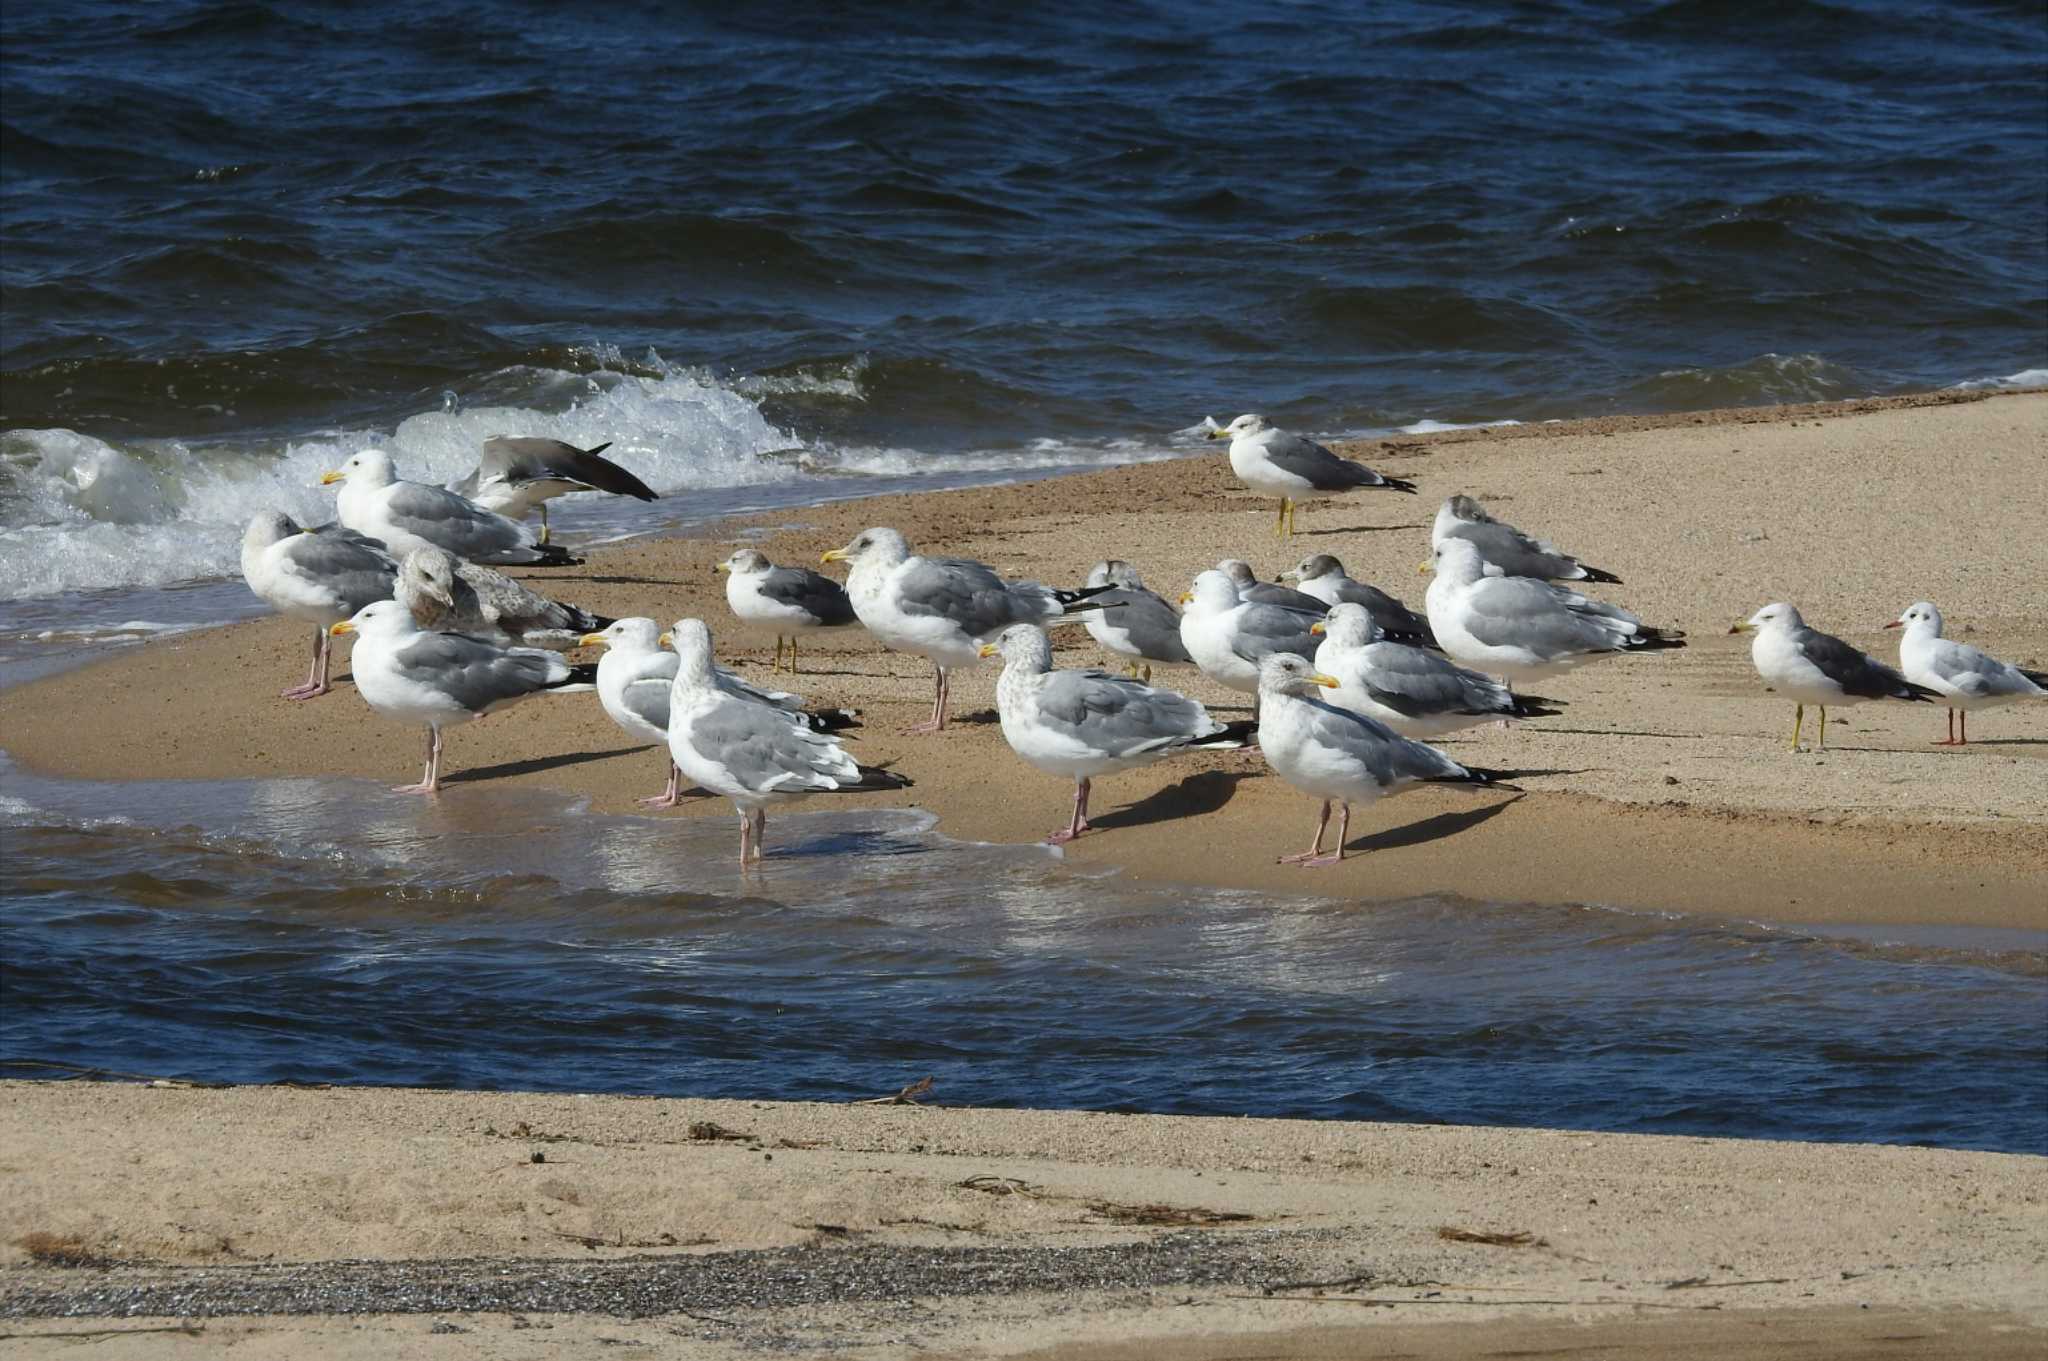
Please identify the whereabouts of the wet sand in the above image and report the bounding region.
[2,389,2042,927]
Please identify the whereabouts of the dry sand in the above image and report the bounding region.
[0,1081,2043,1358]
[2,389,2042,926]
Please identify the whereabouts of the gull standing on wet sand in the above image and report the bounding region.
[330,599,595,794]
[1256,654,1513,867]
[1424,538,1684,683]
[719,548,856,673]
[1887,602,2047,746]
[981,624,1254,844]
[1432,494,1622,583]
[821,527,1113,732]
[240,510,398,700]
[1312,602,1563,738]
[448,436,658,544]
[1080,560,1193,683]
[1732,603,1936,751]
[663,619,910,865]
[1283,553,1436,646]
[1207,413,1416,537]
[1178,569,1321,705]
[324,450,578,567]
[396,545,611,649]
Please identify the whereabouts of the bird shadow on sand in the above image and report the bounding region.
[945,708,1002,728]
[443,744,643,786]
[1293,520,1427,537]
[1339,792,1522,855]
[576,574,698,587]
[1087,769,1258,833]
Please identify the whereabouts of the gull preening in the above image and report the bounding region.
[1424,538,1684,682]
[240,510,397,700]
[981,624,1253,844]
[396,545,611,650]
[1312,602,1562,738]
[1732,602,1935,750]
[719,548,856,674]
[1433,494,1622,583]
[449,436,657,544]
[1283,553,1436,647]
[1081,560,1192,683]
[1207,413,1416,536]
[1886,602,2044,746]
[1255,653,1513,867]
[1218,558,1329,614]
[822,526,1113,732]
[663,619,910,865]
[1178,568,1321,700]
[330,599,595,794]
[323,449,578,567]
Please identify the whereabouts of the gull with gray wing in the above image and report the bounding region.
[719,548,857,674]
[1433,494,1622,583]
[1283,553,1436,647]
[323,449,578,567]
[1731,603,1935,751]
[1207,412,1417,537]
[1425,538,1684,683]
[1081,560,1192,683]
[1177,568,1321,702]
[449,436,657,544]
[1312,602,1562,739]
[241,510,399,700]
[1887,601,2046,746]
[396,545,611,649]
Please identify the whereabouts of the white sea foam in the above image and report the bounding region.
[1950,366,2048,392]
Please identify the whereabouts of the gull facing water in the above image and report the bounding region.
[1218,559,1328,614]
[1312,602,1562,738]
[1207,413,1416,537]
[324,450,578,567]
[719,548,856,674]
[1080,560,1193,683]
[395,545,611,650]
[1732,603,1935,751]
[1283,553,1436,647]
[1432,494,1622,583]
[1177,569,1321,700]
[1887,601,2047,745]
[240,510,398,700]
[448,436,657,544]
[1424,538,1684,683]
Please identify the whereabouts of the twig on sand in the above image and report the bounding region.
[1665,1276,1794,1290]
[853,1076,935,1106]
[1227,1294,1720,1312]
[956,1175,1037,1197]
[1438,1226,1546,1247]
[687,1121,754,1142]
[1262,1271,1378,1295]
[0,1323,205,1341]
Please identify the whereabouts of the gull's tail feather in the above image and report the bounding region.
[1626,627,1687,651]
[1429,766,1524,791]
[1509,694,1566,720]
[846,764,914,792]
[547,662,601,694]
[1195,718,1259,749]
[2020,668,2048,689]
[1576,564,1624,585]
[1374,474,1419,495]
[1899,680,1941,703]
[801,707,862,733]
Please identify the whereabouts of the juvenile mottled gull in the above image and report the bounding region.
[1312,602,1562,739]
[719,548,856,674]
[1177,569,1320,699]
[1283,553,1436,647]
[1081,560,1193,683]
[396,545,611,650]
[240,510,397,700]
[449,437,657,544]
[821,526,1113,732]
[329,599,595,794]
[1256,653,1514,867]
[323,449,578,567]
[1207,412,1417,536]
[1425,538,1684,683]
[1732,603,1935,751]
[1433,494,1621,583]
[664,618,910,865]
[980,624,1254,844]
[1887,601,2046,746]
[1218,559,1328,614]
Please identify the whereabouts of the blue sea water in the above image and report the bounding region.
[1,1,2044,1150]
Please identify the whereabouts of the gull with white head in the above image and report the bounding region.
[1081,560,1192,683]
[1731,603,1936,750]
[1885,602,2043,746]
[1177,568,1321,704]
[322,449,578,567]
[1311,602,1562,738]
[1432,494,1622,584]
[1207,413,1416,537]
[1424,538,1684,683]
[718,548,856,674]
[1283,553,1436,647]
[240,510,397,700]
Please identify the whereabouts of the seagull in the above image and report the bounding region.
[1424,538,1684,683]
[448,436,657,544]
[1177,568,1321,702]
[1218,559,1329,614]
[980,624,1254,844]
[718,548,856,674]
[1283,553,1436,647]
[821,527,1114,733]
[1081,560,1193,683]
[1433,494,1622,583]
[1312,602,1563,738]
[1731,603,1936,750]
[1256,653,1514,867]
[1887,602,2047,746]
[1206,413,1416,536]
[663,618,911,866]
[395,545,611,649]
[329,599,595,794]
[240,510,398,700]
[322,449,579,567]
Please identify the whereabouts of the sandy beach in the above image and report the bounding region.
[2,389,2042,927]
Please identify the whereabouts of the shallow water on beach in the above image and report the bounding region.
[4,760,2043,1154]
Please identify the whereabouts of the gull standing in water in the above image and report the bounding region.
[821,527,1113,732]
[323,450,578,567]
[1432,494,1622,583]
[1207,413,1416,536]
[396,545,611,649]
[663,619,910,866]
[1312,602,1562,738]
[1424,538,1684,683]
[1283,553,1436,647]
[240,510,398,700]
[448,436,657,544]
[1256,654,1514,867]
[330,600,595,794]
[718,548,856,674]
[1886,602,2046,745]
[981,624,1254,844]
[1080,560,1193,683]
[1178,568,1321,704]
[1732,603,1936,750]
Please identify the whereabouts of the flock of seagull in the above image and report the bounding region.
[239,419,2046,866]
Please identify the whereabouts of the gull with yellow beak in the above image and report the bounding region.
[1207,413,1416,537]
[718,548,856,673]
[1255,653,1516,868]
[239,509,397,700]
[321,449,578,567]
[330,600,595,794]
[1732,603,1935,751]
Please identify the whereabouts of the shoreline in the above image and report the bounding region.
[3,389,2043,928]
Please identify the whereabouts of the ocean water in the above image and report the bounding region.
[2,2,2045,1149]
